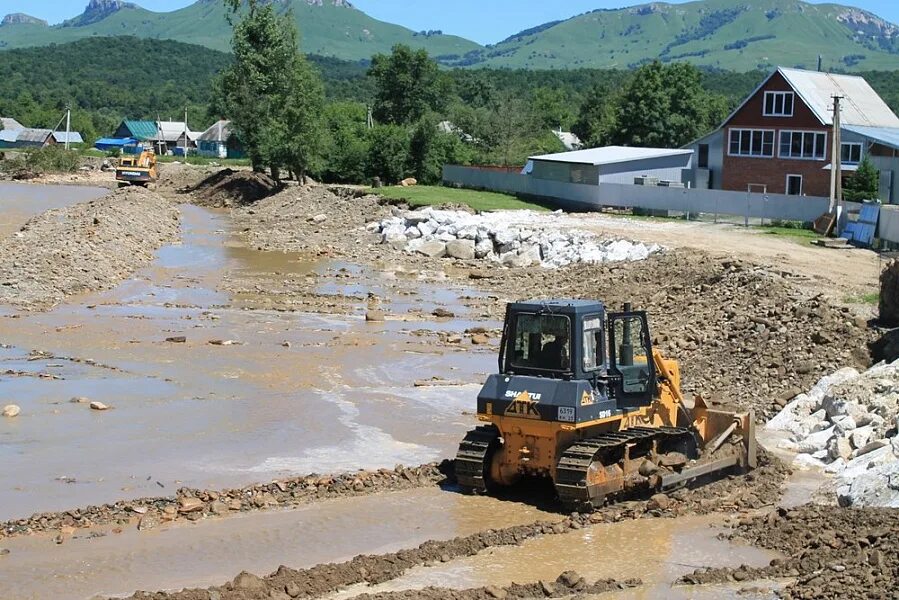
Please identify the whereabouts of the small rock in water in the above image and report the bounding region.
[89,401,110,411]
[365,310,386,322]
[432,308,455,318]
[2,404,20,418]
[70,396,90,404]
[165,336,187,343]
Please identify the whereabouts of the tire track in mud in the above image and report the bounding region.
[111,454,786,600]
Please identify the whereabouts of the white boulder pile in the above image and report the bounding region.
[766,359,899,508]
[368,208,661,268]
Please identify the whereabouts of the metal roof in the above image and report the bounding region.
[15,128,51,143]
[1,117,23,131]
[0,130,18,143]
[122,120,159,141]
[529,146,693,166]
[157,121,199,142]
[52,131,83,144]
[844,125,899,151]
[198,120,233,142]
[779,67,899,127]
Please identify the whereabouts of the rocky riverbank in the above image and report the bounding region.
[0,186,179,310]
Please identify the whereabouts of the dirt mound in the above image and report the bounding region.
[681,504,899,599]
[487,251,875,420]
[188,169,280,207]
[880,259,899,326]
[0,186,179,310]
[1,463,447,540]
[349,573,641,599]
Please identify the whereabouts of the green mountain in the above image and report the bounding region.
[1,0,898,72]
[0,0,480,61]
[455,0,899,71]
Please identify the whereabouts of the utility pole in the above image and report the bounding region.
[183,107,189,158]
[64,106,71,151]
[829,95,843,216]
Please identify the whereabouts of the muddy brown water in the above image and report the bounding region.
[0,194,493,520]
[326,515,781,600]
[0,182,108,237]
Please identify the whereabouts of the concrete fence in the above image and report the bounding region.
[443,165,896,243]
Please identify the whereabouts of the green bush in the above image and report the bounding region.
[22,146,81,173]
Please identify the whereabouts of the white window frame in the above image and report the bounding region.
[728,128,775,158]
[841,142,863,165]
[785,174,803,196]
[763,91,795,117]
[779,130,827,161]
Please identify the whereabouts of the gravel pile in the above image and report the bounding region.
[681,504,899,600]
[370,208,661,268]
[0,187,179,309]
[766,360,899,507]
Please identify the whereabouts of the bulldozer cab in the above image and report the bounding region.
[500,300,657,408]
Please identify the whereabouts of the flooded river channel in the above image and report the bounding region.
[0,188,492,520]
[0,185,784,600]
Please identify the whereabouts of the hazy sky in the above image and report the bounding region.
[7,0,899,45]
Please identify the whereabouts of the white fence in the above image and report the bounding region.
[443,165,896,242]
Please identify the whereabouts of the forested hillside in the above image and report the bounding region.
[2,36,898,157]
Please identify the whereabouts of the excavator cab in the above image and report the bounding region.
[456,299,756,510]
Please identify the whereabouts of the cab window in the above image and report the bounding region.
[510,314,571,372]
[612,315,651,394]
[582,316,604,371]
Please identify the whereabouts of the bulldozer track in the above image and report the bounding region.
[555,426,695,510]
[455,426,500,493]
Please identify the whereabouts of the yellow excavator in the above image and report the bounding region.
[456,300,756,511]
[115,148,158,187]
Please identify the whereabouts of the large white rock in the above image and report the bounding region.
[407,238,446,258]
[446,239,476,260]
[474,238,494,259]
[840,462,899,508]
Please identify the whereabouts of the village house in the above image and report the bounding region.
[197,120,244,159]
[0,128,83,149]
[686,67,899,204]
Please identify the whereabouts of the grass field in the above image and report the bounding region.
[371,185,552,212]
[758,226,819,243]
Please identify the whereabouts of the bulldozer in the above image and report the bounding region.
[115,148,158,187]
[455,300,756,511]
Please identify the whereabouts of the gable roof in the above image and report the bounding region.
[198,120,233,142]
[121,120,158,141]
[779,67,899,128]
[1,117,24,131]
[722,67,899,130]
[530,146,693,166]
[15,128,52,144]
[157,121,198,142]
[52,131,84,144]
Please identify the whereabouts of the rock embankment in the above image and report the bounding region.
[371,208,661,268]
[0,187,179,310]
[766,359,899,507]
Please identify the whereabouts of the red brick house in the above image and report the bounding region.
[687,67,899,202]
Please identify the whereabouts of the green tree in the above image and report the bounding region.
[531,86,575,131]
[844,156,881,201]
[216,0,324,180]
[408,116,472,184]
[572,84,619,148]
[366,124,411,183]
[611,61,725,148]
[368,45,443,125]
[322,102,371,183]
